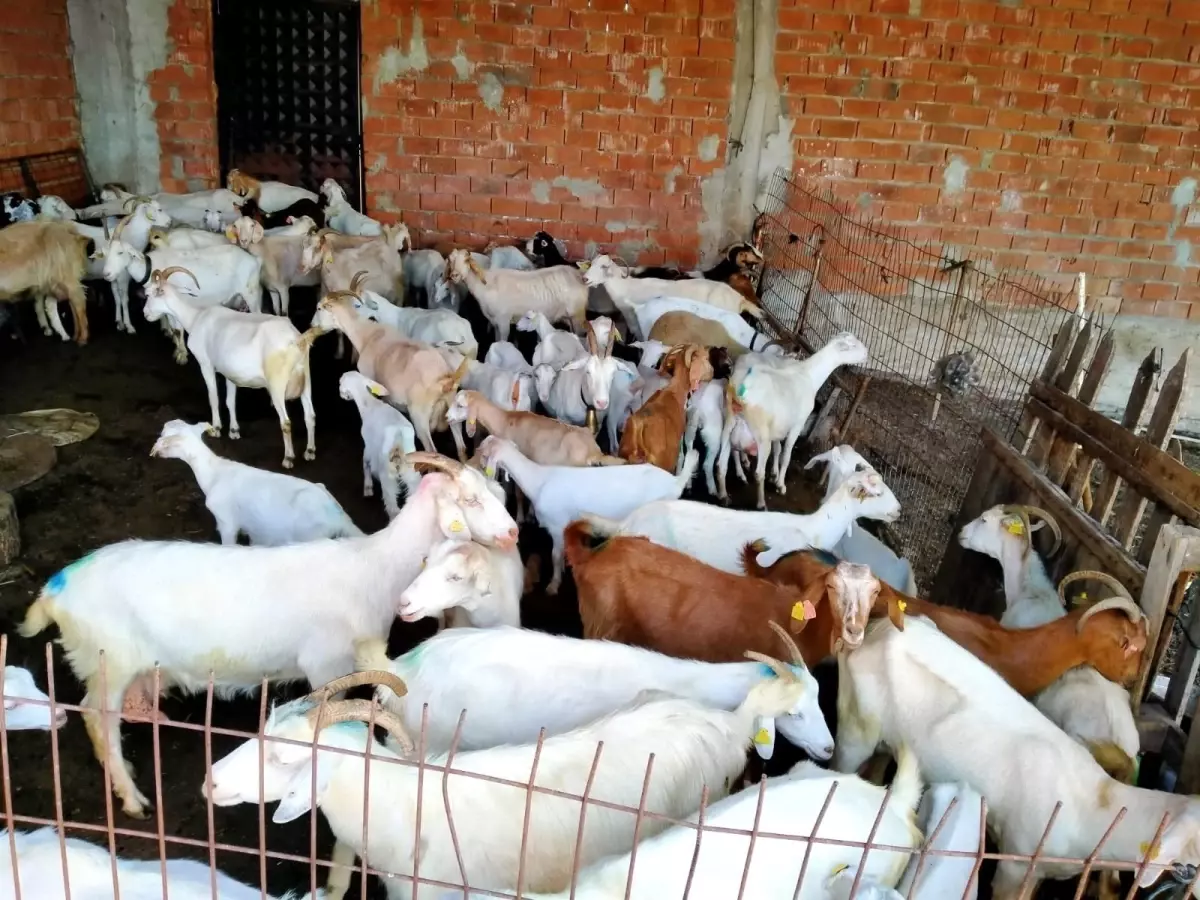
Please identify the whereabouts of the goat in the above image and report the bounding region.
[518,308,587,369]
[583,468,900,576]
[339,371,421,519]
[352,290,479,360]
[87,200,173,334]
[402,248,447,306]
[141,267,318,468]
[446,248,588,341]
[0,192,38,225]
[0,826,324,900]
[566,519,898,666]
[618,344,713,471]
[226,169,319,213]
[460,361,535,412]
[649,309,776,356]
[235,194,326,230]
[311,278,468,460]
[835,614,1200,899]
[19,452,517,818]
[150,419,360,544]
[631,295,777,347]
[524,230,570,266]
[484,340,534,372]
[151,188,245,230]
[207,655,824,900]
[483,241,536,270]
[480,436,695,594]
[302,225,408,301]
[720,332,870,509]
[396,536,523,629]
[532,324,622,427]
[33,195,77,222]
[320,178,382,235]
[0,221,90,344]
[683,377,759,495]
[2,665,68,731]
[227,215,321,316]
[148,226,228,250]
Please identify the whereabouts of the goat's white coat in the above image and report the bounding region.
[461,360,535,412]
[354,291,478,360]
[2,666,67,731]
[894,782,983,900]
[518,310,587,369]
[446,249,588,342]
[339,372,421,518]
[320,179,382,236]
[396,540,523,629]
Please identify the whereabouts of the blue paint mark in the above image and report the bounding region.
[775,546,839,567]
[44,552,96,597]
[758,663,775,679]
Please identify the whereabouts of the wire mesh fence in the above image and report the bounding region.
[2,641,1197,900]
[753,172,1078,591]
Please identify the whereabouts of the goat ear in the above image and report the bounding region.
[272,757,334,824]
[1134,820,1196,888]
[561,357,587,372]
[886,592,907,631]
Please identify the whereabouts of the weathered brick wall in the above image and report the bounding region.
[360,0,736,268]
[777,0,1200,320]
[0,0,81,157]
[148,0,219,193]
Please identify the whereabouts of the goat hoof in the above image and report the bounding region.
[174,353,188,365]
[304,449,316,461]
[546,582,561,597]
[363,487,374,497]
[282,457,294,469]
[229,429,241,440]
[123,800,151,820]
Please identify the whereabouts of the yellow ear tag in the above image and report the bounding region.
[791,600,816,621]
[753,728,771,745]
[830,863,849,877]
[368,385,383,397]
[1140,840,1158,860]
[897,599,907,613]
[449,520,465,533]
[485,465,495,478]
[420,557,427,569]
[1005,520,1025,536]
[323,252,334,265]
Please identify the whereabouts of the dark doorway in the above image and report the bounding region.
[212,0,364,208]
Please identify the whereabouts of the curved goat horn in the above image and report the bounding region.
[156,266,200,292]
[767,619,806,669]
[1004,504,1062,556]
[306,670,409,700]
[348,270,370,295]
[402,451,464,476]
[744,650,795,681]
[1059,569,1133,605]
[304,698,415,755]
[1075,595,1146,632]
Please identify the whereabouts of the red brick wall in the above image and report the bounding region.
[778,0,1200,320]
[0,0,80,157]
[360,0,736,268]
[148,0,219,193]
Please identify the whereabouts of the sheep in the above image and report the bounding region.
[149,419,361,544]
[373,622,831,759]
[206,652,825,900]
[311,279,468,460]
[518,309,587,368]
[804,445,918,595]
[0,221,90,344]
[479,435,696,594]
[581,468,901,576]
[460,360,536,412]
[339,371,421,519]
[352,289,479,360]
[141,267,318,467]
[226,215,321,316]
[438,741,922,900]
[484,241,537,270]
[959,505,1138,779]
[226,168,319,213]
[720,332,870,509]
[19,452,518,818]
[618,345,714,471]
[446,247,589,341]
[402,247,447,305]
[235,194,326,231]
[2,665,68,731]
[396,536,523,629]
[759,545,1149,700]
[0,826,324,900]
[565,520,898,666]
[320,177,383,235]
[101,240,264,361]
[582,254,762,333]
[834,613,1200,899]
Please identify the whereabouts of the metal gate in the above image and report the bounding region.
[213,0,363,208]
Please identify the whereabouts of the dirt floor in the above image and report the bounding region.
[0,288,844,898]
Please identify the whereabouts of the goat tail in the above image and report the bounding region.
[18,595,55,639]
[1086,740,1136,783]
[579,513,624,537]
[589,454,627,466]
[739,539,771,578]
[563,520,595,572]
[672,448,699,495]
[889,742,925,830]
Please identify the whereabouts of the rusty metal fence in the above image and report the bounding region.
[751,172,1078,591]
[2,642,1198,900]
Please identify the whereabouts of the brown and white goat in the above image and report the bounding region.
[746,542,1148,696]
[563,520,885,664]
[618,344,713,472]
[0,221,90,344]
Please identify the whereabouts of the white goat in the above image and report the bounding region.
[805,446,918,596]
[0,827,323,900]
[480,435,698,594]
[339,371,421,519]
[320,178,382,236]
[19,453,518,818]
[581,468,900,574]
[532,322,621,427]
[683,377,757,495]
[485,243,537,270]
[152,188,245,229]
[302,225,409,302]
[440,745,921,900]
[720,332,870,509]
[631,295,779,346]
[353,290,479,360]
[446,248,588,341]
[518,309,586,368]
[894,781,984,900]
[2,666,68,731]
[227,168,319,213]
[141,268,318,468]
[206,654,823,900]
[835,614,1200,899]
[148,226,228,250]
[227,215,321,316]
[402,248,446,305]
[484,340,534,374]
[396,537,523,629]
[958,505,1139,768]
[150,419,360,545]
[461,359,536,412]
[34,195,77,221]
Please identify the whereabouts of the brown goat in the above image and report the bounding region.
[618,344,713,471]
[0,221,90,344]
[747,543,1148,696]
[564,520,879,664]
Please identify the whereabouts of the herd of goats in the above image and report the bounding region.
[0,173,1191,900]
